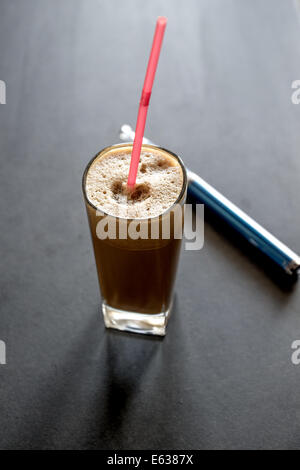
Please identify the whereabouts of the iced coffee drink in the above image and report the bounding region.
[82,143,187,335]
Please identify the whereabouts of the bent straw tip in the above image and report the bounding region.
[157,16,167,26]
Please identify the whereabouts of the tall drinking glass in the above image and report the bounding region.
[82,143,187,336]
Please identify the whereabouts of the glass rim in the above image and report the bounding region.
[82,142,188,221]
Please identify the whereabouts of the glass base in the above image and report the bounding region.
[102,301,172,336]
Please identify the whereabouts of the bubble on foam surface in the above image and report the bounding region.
[85,148,183,218]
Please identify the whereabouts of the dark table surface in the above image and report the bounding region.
[0,0,300,450]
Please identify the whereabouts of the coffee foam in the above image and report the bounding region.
[85,147,184,219]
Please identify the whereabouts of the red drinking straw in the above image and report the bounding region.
[127,16,167,189]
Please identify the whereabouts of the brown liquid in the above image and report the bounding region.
[83,144,186,315]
